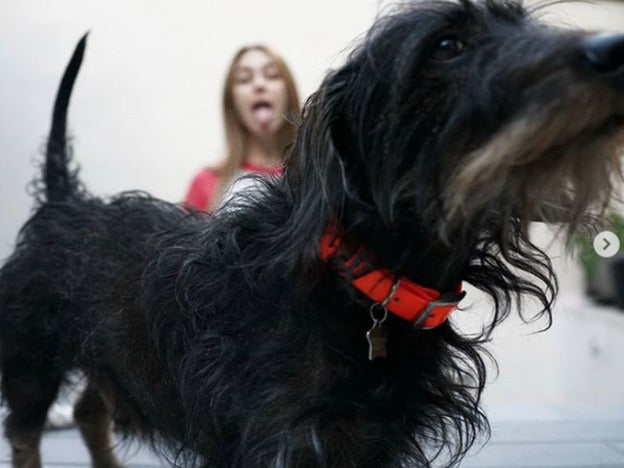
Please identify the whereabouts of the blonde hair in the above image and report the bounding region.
[216,45,301,206]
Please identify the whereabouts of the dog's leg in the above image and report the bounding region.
[73,381,123,468]
[1,361,61,468]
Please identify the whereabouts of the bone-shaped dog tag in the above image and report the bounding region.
[366,322,388,360]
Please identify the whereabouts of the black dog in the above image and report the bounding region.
[2,1,624,467]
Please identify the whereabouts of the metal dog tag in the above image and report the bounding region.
[366,322,388,360]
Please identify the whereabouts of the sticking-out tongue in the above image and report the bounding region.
[253,106,274,125]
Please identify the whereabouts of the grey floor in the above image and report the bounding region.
[463,417,624,467]
[0,411,622,467]
[0,427,164,467]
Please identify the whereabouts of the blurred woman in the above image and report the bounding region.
[185,45,301,210]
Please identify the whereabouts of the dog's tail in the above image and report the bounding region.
[44,33,87,202]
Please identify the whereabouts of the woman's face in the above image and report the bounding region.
[231,49,289,139]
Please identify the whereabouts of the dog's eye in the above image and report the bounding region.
[431,36,465,61]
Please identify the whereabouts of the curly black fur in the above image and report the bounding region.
[1,1,623,467]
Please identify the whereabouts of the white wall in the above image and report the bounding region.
[1,0,624,290]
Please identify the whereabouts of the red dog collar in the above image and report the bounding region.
[320,227,464,329]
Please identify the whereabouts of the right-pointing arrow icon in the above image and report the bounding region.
[594,231,620,258]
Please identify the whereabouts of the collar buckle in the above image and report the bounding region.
[413,291,467,330]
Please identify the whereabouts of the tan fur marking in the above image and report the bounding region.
[444,80,624,238]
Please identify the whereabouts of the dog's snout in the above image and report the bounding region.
[582,33,624,73]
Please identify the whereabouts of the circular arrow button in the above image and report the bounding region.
[593,231,620,258]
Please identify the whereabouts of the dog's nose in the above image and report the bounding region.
[582,33,624,73]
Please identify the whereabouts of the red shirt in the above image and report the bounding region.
[185,162,281,210]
